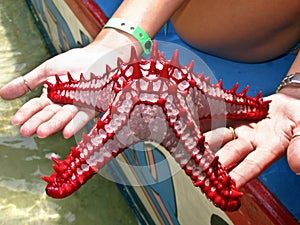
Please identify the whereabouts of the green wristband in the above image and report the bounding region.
[103,18,152,55]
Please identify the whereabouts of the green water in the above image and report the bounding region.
[0,1,137,224]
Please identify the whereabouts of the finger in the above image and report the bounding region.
[19,104,62,136]
[0,64,47,100]
[229,146,282,188]
[36,105,79,138]
[287,135,300,174]
[12,97,52,125]
[0,76,29,99]
[216,137,254,166]
[63,109,96,139]
[204,127,236,151]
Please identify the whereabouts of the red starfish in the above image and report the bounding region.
[42,41,269,211]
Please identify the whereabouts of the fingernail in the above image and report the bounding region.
[63,133,71,139]
[37,126,48,138]
[12,116,22,125]
[37,134,47,139]
[20,125,35,137]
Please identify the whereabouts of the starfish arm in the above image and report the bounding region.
[44,76,243,210]
[43,41,269,211]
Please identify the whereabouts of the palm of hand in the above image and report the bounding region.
[216,93,300,187]
[3,47,116,138]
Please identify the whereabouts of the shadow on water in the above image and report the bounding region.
[0,0,137,224]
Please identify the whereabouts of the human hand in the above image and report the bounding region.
[0,44,125,139]
[206,93,300,188]
[0,24,147,139]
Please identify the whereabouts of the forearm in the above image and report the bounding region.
[112,0,184,38]
[88,0,185,52]
[287,51,300,74]
[277,51,300,99]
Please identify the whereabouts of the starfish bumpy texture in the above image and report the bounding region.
[42,42,269,211]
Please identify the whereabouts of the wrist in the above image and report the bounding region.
[277,73,300,99]
[278,86,300,99]
[87,27,143,56]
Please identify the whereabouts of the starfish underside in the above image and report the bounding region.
[42,42,269,211]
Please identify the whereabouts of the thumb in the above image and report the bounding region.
[287,135,300,174]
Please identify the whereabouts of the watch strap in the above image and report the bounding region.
[276,73,300,92]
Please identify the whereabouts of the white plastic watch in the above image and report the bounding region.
[276,73,300,92]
